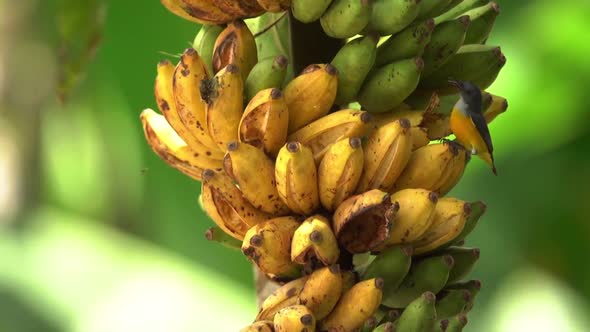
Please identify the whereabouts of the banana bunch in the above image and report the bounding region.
[143,0,510,330]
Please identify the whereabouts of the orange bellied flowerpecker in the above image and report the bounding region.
[448,79,497,175]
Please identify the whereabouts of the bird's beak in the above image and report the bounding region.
[447,78,461,88]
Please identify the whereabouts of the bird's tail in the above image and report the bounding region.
[481,152,498,176]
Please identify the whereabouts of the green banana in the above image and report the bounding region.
[373,322,395,332]
[435,289,471,319]
[463,2,500,44]
[358,57,423,113]
[205,226,242,250]
[244,55,289,102]
[416,0,453,19]
[375,19,435,67]
[395,292,437,332]
[451,201,486,245]
[362,246,413,292]
[447,280,481,312]
[440,247,480,283]
[420,44,505,93]
[422,15,471,76]
[193,24,224,76]
[368,0,421,36]
[382,255,454,308]
[361,316,378,332]
[320,0,372,39]
[434,0,487,23]
[331,35,378,105]
[292,0,333,23]
[446,314,468,332]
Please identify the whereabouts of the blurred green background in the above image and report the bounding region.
[1,0,589,331]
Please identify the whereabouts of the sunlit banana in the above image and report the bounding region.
[375,189,439,250]
[299,265,343,320]
[434,0,488,23]
[274,305,316,332]
[330,35,378,105]
[242,216,302,280]
[201,64,244,151]
[358,57,423,113]
[240,321,274,332]
[291,215,340,265]
[194,24,224,76]
[173,48,219,151]
[213,20,258,81]
[257,275,309,321]
[140,109,223,181]
[412,198,471,255]
[291,0,332,23]
[224,141,289,215]
[483,94,508,123]
[451,201,486,245]
[392,142,467,194]
[333,189,397,253]
[275,142,320,215]
[381,254,454,308]
[375,19,435,66]
[256,0,291,12]
[320,278,384,332]
[463,2,500,44]
[320,0,372,39]
[368,0,421,36]
[395,291,437,332]
[318,137,364,211]
[288,109,372,163]
[438,149,469,196]
[245,55,289,102]
[239,88,289,157]
[201,169,271,240]
[284,64,338,133]
[357,119,413,193]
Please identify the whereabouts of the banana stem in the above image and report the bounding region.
[288,13,343,74]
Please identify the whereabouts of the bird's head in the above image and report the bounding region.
[448,79,482,111]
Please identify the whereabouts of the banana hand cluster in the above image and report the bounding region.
[144,1,509,330]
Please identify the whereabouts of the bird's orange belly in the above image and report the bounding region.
[450,108,487,153]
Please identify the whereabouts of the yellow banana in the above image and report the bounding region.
[484,94,508,123]
[411,127,431,150]
[438,147,469,196]
[299,265,343,320]
[140,109,223,180]
[333,189,398,253]
[239,88,289,157]
[212,20,258,82]
[291,215,340,265]
[202,64,244,151]
[240,321,274,332]
[375,188,439,250]
[357,119,413,193]
[341,270,357,293]
[284,64,339,133]
[412,197,471,255]
[256,0,291,12]
[173,48,219,151]
[257,275,309,321]
[155,60,216,153]
[287,109,372,163]
[274,305,316,332]
[224,141,290,215]
[275,142,320,215]
[242,216,302,280]
[318,137,364,211]
[201,169,271,240]
[392,142,467,194]
[320,278,384,332]
[160,0,233,24]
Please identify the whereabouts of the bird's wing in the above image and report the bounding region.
[470,111,494,153]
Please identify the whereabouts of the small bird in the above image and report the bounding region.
[448,79,497,175]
